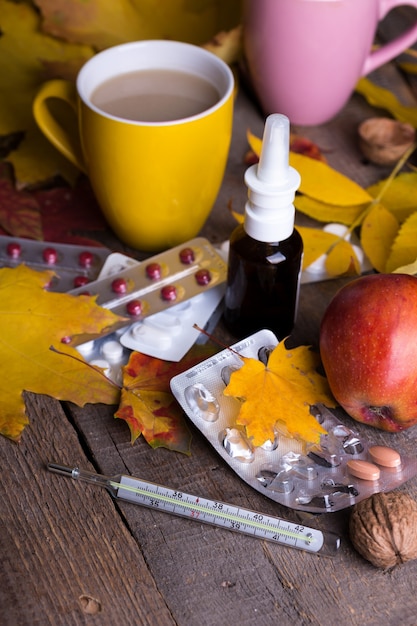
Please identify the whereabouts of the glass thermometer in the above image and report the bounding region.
[47,463,341,557]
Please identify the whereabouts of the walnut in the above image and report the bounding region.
[358,117,415,165]
[349,491,417,569]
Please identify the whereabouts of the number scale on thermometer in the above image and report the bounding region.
[47,463,341,557]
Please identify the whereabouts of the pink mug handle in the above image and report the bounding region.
[363,1,417,74]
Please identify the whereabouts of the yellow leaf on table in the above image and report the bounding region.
[324,239,361,277]
[360,204,399,273]
[247,129,372,207]
[297,226,340,269]
[367,173,417,223]
[0,265,124,441]
[223,341,335,447]
[290,152,373,206]
[356,78,417,128]
[385,212,417,272]
[0,0,94,184]
[295,195,368,225]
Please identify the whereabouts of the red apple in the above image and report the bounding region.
[319,273,417,432]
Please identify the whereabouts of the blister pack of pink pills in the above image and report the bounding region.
[0,235,111,292]
[70,237,227,326]
[170,329,417,513]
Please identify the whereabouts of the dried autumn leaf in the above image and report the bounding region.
[360,204,399,273]
[0,265,125,441]
[116,346,217,454]
[0,162,43,239]
[246,129,327,162]
[356,78,417,128]
[0,0,93,184]
[224,341,335,447]
[366,173,417,223]
[385,212,417,272]
[34,0,241,50]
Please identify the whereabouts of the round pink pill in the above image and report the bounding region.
[179,247,195,264]
[6,242,21,259]
[161,285,177,301]
[111,278,128,294]
[146,262,162,280]
[79,251,94,268]
[126,299,143,316]
[73,275,90,288]
[195,268,211,286]
[42,247,58,264]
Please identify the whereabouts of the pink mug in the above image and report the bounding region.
[243,0,417,125]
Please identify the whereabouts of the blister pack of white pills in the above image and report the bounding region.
[0,235,110,291]
[74,239,227,379]
[170,329,417,513]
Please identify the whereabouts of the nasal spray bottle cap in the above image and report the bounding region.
[244,114,301,242]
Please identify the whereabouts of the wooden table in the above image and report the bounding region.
[2,17,417,626]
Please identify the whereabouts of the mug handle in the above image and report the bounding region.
[363,1,417,75]
[33,79,87,173]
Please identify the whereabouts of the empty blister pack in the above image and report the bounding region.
[170,329,417,514]
[0,235,110,292]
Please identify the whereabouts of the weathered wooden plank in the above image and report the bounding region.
[0,393,176,626]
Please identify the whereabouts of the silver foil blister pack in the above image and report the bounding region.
[170,329,417,514]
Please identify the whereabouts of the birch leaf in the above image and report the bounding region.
[356,78,417,127]
[289,152,373,206]
[296,226,340,269]
[366,172,417,223]
[385,212,417,272]
[294,195,368,225]
[360,204,399,273]
[247,130,372,206]
[223,341,334,447]
[325,240,360,277]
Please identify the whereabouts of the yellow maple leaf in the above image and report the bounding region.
[0,264,125,441]
[223,341,335,447]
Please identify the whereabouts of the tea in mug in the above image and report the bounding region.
[91,69,220,122]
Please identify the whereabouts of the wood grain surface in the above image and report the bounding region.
[2,12,417,625]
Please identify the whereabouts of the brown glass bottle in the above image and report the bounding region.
[223,224,303,339]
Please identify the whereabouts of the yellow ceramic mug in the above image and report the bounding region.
[33,40,234,252]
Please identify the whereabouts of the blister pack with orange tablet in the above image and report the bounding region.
[170,329,417,513]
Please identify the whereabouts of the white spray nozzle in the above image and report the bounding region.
[243,113,301,242]
[257,114,289,184]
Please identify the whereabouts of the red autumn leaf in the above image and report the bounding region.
[0,161,43,239]
[0,160,107,245]
[34,176,108,245]
[116,345,217,454]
